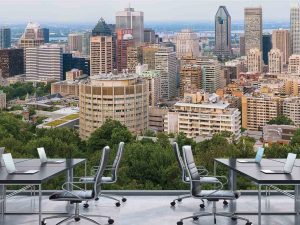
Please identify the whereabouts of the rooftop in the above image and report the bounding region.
[2,192,297,225]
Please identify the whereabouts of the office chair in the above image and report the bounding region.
[171,142,228,208]
[176,145,252,225]
[41,146,114,225]
[80,142,126,208]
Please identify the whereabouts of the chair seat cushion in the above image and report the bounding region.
[185,176,220,183]
[194,190,241,200]
[80,176,113,183]
[49,190,94,201]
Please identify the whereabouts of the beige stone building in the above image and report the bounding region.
[242,94,282,130]
[68,33,83,53]
[268,49,283,73]
[179,64,201,97]
[283,97,300,126]
[272,29,290,64]
[18,22,44,49]
[79,72,149,139]
[247,48,262,73]
[148,107,168,133]
[175,29,200,59]
[66,69,83,81]
[164,92,241,139]
[288,54,300,74]
[51,81,80,97]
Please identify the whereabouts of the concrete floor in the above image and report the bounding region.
[0,194,298,225]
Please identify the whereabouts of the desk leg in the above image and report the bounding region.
[229,169,237,213]
[0,185,5,218]
[258,184,262,225]
[38,184,42,225]
[295,185,300,225]
[66,166,74,191]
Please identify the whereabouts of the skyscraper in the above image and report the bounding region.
[272,29,290,64]
[82,31,91,57]
[116,28,134,72]
[116,7,144,46]
[201,60,222,93]
[155,47,177,100]
[175,29,199,59]
[214,6,232,58]
[19,22,44,48]
[144,29,155,44]
[42,28,50,43]
[90,18,113,75]
[0,49,24,78]
[68,33,83,52]
[262,33,272,65]
[291,5,300,54]
[239,34,246,56]
[0,27,11,49]
[26,44,63,81]
[244,7,263,55]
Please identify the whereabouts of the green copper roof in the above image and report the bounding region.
[92,18,112,36]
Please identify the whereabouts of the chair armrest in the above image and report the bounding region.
[62,182,85,191]
[197,168,209,176]
[79,177,94,183]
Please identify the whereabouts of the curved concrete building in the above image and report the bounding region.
[79,72,149,139]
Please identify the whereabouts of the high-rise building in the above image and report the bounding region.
[144,29,155,43]
[269,49,283,73]
[116,7,144,46]
[26,44,63,81]
[82,31,91,57]
[291,5,300,54]
[201,60,222,93]
[0,49,24,78]
[179,55,201,97]
[79,72,149,139]
[19,22,44,48]
[0,27,11,49]
[42,28,50,43]
[155,47,177,100]
[176,29,199,59]
[244,7,263,55]
[262,33,272,65]
[116,28,134,72]
[127,46,142,72]
[242,94,281,130]
[68,33,83,52]
[247,48,263,73]
[239,34,246,56]
[90,18,113,75]
[142,45,160,70]
[272,29,290,64]
[214,6,231,58]
[288,54,300,74]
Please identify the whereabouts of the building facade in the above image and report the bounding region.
[26,44,63,81]
[116,28,134,72]
[19,22,44,48]
[247,48,263,73]
[244,7,263,55]
[283,97,300,126]
[90,18,113,75]
[176,29,200,59]
[291,6,300,54]
[201,60,222,93]
[155,47,177,100]
[214,6,232,58]
[68,33,83,53]
[0,27,11,49]
[79,72,149,139]
[262,33,272,65]
[116,7,144,46]
[180,64,201,97]
[272,29,290,64]
[288,54,300,74]
[268,49,283,73]
[0,49,24,78]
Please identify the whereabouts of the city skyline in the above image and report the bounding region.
[0,0,299,24]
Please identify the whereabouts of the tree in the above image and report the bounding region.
[267,115,294,125]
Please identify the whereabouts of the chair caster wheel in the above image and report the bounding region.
[193,217,199,221]
[231,217,237,221]
[108,219,114,224]
[41,222,46,225]
[122,198,127,202]
[116,202,121,207]
[83,203,89,208]
[170,201,176,206]
[246,222,252,225]
[178,198,182,202]
[223,200,228,206]
[75,217,80,222]
[95,197,99,201]
[200,203,205,208]
[177,221,183,225]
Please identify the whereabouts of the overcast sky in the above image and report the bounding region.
[0,0,298,24]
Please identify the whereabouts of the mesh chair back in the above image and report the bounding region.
[173,142,188,182]
[111,142,125,181]
[93,146,110,198]
[182,145,201,196]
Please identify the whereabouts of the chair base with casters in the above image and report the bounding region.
[170,194,206,208]
[176,200,251,225]
[41,200,114,225]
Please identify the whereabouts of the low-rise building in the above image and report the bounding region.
[148,107,168,133]
[263,124,297,145]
